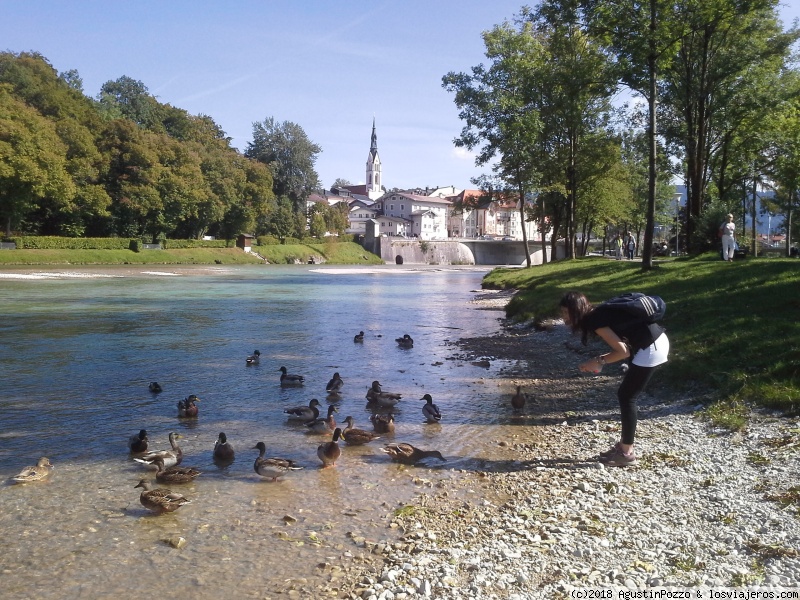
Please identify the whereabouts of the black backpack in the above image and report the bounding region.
[598,292,667,350]
[599,292,666,323]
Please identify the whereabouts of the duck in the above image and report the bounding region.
[380,443,446,465]
[366,381,402,407]
[370,412,395,434]
[134,432,183,468]
[213,432,235,462]
[134,479,192,514]
[305,404,338,434]
[128,429,149,454]
[511,385,527,412]
[177,395,200,418]
[325,372,344,395]
[151,457,202,484]
[11,457,54,483]
[396,334,414,349]
[342,416,381,445]
[284,398,321,421]
[278,366,305,387]
[421,393,442,423]
[252,441,303,481]
[246,349,261,365]
[317,428,343,468]
[353,331,365,343]
[149,382,163,394]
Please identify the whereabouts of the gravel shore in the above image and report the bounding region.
[338,291,800,599]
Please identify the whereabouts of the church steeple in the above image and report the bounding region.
[366,118,382,199]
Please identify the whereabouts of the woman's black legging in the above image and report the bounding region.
[617,363,656,445]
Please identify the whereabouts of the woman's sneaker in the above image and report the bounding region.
[599,445,637,467]
[598,443,621,460]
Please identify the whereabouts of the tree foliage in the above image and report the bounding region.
[0,51,277,240]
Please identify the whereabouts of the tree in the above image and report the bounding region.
[0,86,75,236]
[246,117,321,209]
[658,0,796,251]
[526,1,618,258]
[443,20,545,267]
[332,178,352,189]
[98,76,164,130]
[581,0,689,269]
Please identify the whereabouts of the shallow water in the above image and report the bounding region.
[0,265,535,598]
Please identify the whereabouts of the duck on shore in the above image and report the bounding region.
[317,428,343,467]
[134,432,183,468]
[11,457,54,483]
[342,416,381,445]
[252,442,303,481]
[306,404,338,433]
[370,412,395,434]
[134,479,191,514]
[151,457,201,484]
[380,443,446,465]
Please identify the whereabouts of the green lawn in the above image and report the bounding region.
[483,254,800,420]
[0,242,384,266]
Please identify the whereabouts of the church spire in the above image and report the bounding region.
[366,118,382,199]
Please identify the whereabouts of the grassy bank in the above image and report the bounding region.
[483,254,800,420]
[0,242,384,266]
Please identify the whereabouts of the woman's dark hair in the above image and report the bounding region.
[559,291,594,345]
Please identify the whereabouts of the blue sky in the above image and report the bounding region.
[2,1,798,192]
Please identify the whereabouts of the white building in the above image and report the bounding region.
[375,191,450,239]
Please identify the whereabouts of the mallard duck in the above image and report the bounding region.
[177,395,200,418]
[511,385,527,412]
[252,442,303,481]
[396,334,414,349]
[342,416,381,445]
[134,479,191,514]
[134,432,183,468]
[246,349,261,365]
[284,398,321,421]
[421,393,442,423]
[366,381,402,407]
[380,443,446,465]
[370,412,395,434]
[317,428,343,467]
[149,382,163,394]
[278,366,305,387]
[305,404,338,433]
[213,432,235,462]
[353,331,365,343]
[11,457,54,483]
[128,429,149,453]
[151,458,201,484]
[325,372,344,395]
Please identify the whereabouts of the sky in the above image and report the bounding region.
[2,1,799,193]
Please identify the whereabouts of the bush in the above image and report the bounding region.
[10,236,132,250]
[162,239,230,249]
[257,236,281,246]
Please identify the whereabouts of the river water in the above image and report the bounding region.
[0,265,522,598]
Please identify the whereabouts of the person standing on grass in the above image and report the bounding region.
[625,233,636,260]
[719,213,736,262]
[613,234,623,260]
[559,291,670,467]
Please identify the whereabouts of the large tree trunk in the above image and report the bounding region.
[642,0,658,271]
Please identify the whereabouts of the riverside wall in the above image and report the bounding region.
[371,239,563,266]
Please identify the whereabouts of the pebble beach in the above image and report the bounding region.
[334,291,800,600]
